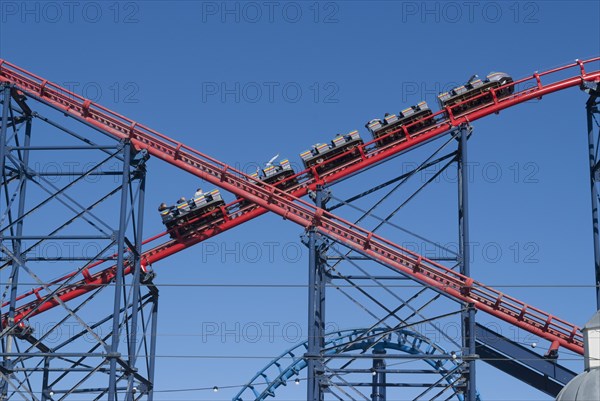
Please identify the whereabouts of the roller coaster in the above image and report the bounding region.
[0,57,599,400]
[232,328,480,401]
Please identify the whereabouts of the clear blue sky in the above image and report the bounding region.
[1,1,600,400]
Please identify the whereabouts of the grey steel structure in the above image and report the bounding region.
[583,82,600,310]
[0,65,596,401]
[0,83,158,400]
[297,122,579,401]
[300,127,482,401]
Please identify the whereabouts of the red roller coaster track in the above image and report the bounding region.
[1,58,598,356]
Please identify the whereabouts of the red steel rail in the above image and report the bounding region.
[1,58,599,355]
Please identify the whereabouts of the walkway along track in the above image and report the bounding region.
[1,58,599,356]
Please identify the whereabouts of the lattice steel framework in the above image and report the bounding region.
[0,59,597,401]
[0,83,158,400]
[299,127,481,401]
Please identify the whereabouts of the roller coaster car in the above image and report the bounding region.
[236,158,298,209]
[159,189,226,238]
[366,101,435,148]
[252,158,298,190]
[437,72,514,115]
[299,130,363,173]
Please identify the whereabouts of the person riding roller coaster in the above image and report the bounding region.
[158,189,226,238]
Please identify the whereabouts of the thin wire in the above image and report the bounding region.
[0,282,595,288]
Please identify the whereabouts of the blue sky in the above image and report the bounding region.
[1,1,600,400]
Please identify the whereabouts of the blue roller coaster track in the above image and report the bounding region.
[233,328,481,401]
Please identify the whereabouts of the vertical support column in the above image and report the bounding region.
[41,357,51,401]
[8,117,32,326]
[0,84,12,400]
[126,155,146,401]
[4,118,32,399]
[586,92,600,310]
[371,348,386,401]
[457,125,477,401]
[108,140,132,401]
[146,287,159,401]
[0,84,10,179]
[307,185,327,401]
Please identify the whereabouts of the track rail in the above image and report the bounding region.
[233,328,473,401]
[1,58,598,355]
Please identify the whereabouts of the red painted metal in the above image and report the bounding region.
[1,58,598,355]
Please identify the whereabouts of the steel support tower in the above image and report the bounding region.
[0,83,158,400]
[457,125,477,401]
[583,81,600,310]
[306,185,329,401]
[299,127,483,400]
